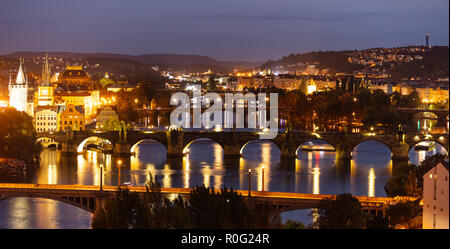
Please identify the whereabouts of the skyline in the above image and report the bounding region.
[0,0,449,61]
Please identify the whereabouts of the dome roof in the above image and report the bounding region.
[99,77,115,86]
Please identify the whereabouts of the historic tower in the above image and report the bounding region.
[9,58,28,112]
[37,53,55,106]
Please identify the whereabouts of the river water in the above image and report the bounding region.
[0,140,447,228]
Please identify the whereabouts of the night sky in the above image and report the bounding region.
[0,0,448,61]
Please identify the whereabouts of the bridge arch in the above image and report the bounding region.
[77,136,113,153]
[37,137,59,148]
[408,140,448,155]
[351,138,393,154]
[414,112,439,131]
[183,138,224,155]
[240,139,281,157]
[351,139,393,160]
[130,138,168,154]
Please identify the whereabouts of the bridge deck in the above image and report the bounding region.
[0,183,415,207]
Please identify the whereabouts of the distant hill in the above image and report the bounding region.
[388,46,449,80]
[5,51,262,72]
[260,46,449,79]
[260,50,363,74]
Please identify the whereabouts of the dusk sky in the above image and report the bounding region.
[1,0,448,61]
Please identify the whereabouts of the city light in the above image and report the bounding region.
[1,0,448,232]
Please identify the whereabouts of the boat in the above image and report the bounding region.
[414,145,429,151]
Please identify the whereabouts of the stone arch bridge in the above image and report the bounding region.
[36,129,448,163]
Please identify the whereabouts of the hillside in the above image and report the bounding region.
[261,50,363,74]
[4,52,262,73]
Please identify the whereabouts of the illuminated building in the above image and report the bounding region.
[58,65,91,86]
[416,86,449,103]
[272,74,303,90]
[369,83,393,94]
[306,79,317,94]
[35,106,58,132]
[8,58,29,114]
[99,72,115,88]
[96,106,119,129]
[238,75,269,89]
[106,81,135,92]
[57,104,85,131]
[54,90,100,121]
[423,162,449,229]
[35,53,55,106]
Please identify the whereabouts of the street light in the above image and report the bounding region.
[248,169,252,197]
[117,159,122,187]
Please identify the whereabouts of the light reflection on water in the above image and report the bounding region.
[0,140,447,228]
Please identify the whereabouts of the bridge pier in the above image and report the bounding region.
[280,144,297,160]
[436,113,448,128]
[167,156,184,167]
[114,141,132,156]
[391,142,409,161]
[335,159,351,174]
[61,142,78,156]
[335,142,352,160]
[223,144,242,159]
[167,130,184,158]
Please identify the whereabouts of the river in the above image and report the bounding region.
[0,139,447,228]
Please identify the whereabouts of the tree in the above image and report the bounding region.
[385,153,447,198]
[385,201,421,229]
[283,220,305,229]
[315,193,367,229]
[0,108,42,166]
[207,75,217,91]
[366,215,388,229]
[189,185,255,229]
[136,79,159,104]
[102,118,122,131]
[384,162,418,197]
[115,89,141,123]
[92,174,193,229]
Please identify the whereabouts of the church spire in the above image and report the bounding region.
[41,53,51,86]
[15,58,27,85]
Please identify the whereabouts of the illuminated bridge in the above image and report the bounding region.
[36,129,449,165]
[0,183,417,217]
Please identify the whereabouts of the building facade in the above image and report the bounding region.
[423,162,449,229]
[57,104,85,131]
[35,106,58,132]
[96,106,119,130]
